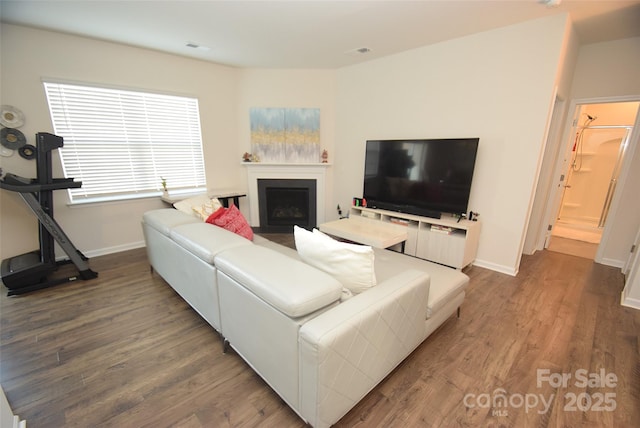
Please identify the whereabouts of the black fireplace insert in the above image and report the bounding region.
[257,179,317,233]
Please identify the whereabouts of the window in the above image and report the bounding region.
[43,81,206,204]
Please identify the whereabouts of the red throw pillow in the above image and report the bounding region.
[206,205,254,240]
[207,206,227,222]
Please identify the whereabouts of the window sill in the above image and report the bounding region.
[67,189,206,206]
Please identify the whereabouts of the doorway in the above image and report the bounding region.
[547,101,639,259]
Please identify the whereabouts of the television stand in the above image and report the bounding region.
[336,206,481,270]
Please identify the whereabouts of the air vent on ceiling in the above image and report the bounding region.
[185,42,211,51]
[344,47,372,57]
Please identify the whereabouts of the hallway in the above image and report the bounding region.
[547,222,599,259]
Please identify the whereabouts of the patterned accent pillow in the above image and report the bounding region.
[192,198,223,220]
[173,194,210,216]
[206,205,254,241]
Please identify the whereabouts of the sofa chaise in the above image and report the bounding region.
[142,207,469,427]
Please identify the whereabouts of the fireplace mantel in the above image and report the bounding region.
[243,163,330,227]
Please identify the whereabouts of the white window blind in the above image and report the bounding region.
[43,81,206,203]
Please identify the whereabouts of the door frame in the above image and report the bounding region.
[536,95,640,264]
[542,103,582,249]
[621,226,640,310]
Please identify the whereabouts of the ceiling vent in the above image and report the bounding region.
[185,42,211,51]
[344,47,372,57]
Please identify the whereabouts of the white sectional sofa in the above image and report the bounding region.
[142,208,469,427]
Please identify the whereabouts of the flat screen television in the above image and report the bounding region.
[363,138,479,218]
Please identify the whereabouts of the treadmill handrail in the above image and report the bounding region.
[0,173,82,192]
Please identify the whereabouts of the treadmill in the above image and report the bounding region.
[0,132,98,295]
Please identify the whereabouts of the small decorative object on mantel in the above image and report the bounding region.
[243,152,253,162]
[321,149,328,163]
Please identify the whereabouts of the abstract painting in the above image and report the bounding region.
[250,107,320,163]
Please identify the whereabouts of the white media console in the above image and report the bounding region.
[320,206,481,270]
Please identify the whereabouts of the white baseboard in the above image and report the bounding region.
[620,292,640,310]
[597,257,625,269]
[56,241,146,262]
[84,241,146,258]
[472,259,518,276]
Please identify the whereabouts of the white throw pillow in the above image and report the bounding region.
[173,194,210,216]
[293,225,376,294]
[172,194,222,220]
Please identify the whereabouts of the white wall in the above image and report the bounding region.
[0,24,239,259]
[235,69,337,222]
[571,37,640,99]
[334,15,568,275]
[523,20,579,255]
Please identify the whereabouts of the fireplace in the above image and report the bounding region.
[258,179,317,232]
[244,163,329,229]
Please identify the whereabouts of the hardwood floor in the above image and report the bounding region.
[1,240,639,427]
[547,236,599,260]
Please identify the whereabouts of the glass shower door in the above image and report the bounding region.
[558,126,632,229]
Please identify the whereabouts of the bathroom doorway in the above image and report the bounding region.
[548,101,639,259]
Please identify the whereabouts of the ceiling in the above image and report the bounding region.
[1,1,639,69]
